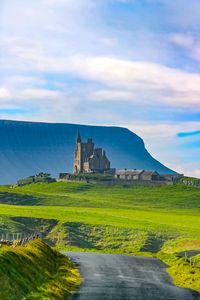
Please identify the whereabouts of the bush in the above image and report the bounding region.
[17,173,56,186]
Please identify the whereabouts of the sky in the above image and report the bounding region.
[0,0,200,177]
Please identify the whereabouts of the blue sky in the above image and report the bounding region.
[0,0,200,177]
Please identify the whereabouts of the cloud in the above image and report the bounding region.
[126,121,200,145]
[0,88,10,99]
[170,34,194,49]
[177,130,200,138]
[42,0,93,8]
[0,89,76,124]
[170,33,200,62]
[2,53,200,111]
[1,0,199,112]
[6,51,200,109]
[89,90,135,101]
[150,0,200,29]
[167,163,200,178]
[125,121,200,177]
[67,55,200,108]
[16,89,63,101]
[43,0,79,4]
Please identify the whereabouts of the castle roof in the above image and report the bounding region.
[76,131,81,143]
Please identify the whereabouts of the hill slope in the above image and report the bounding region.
[0,239,80,300]
[0,182,200,292]
[0,120,175,184]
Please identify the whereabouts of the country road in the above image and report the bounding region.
[63,252,200,300]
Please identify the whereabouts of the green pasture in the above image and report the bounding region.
[0,204,199,236]
[0,182,200,210]
[0,181,199,291]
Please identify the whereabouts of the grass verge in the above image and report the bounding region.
[0,239,80,300]
[158,252,200,292]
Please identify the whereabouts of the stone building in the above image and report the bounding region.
[74,132,111,174]
[115,169,144,180]
[140,170,160,181]
[115,169,160,181]
[160,174,183,182]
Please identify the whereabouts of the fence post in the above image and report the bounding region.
[184,252,187,261]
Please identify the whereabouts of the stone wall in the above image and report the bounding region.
[182,180,200,186]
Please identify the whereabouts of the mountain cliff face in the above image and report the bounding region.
[0,120,175,184]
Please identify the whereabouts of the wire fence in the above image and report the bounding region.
[184,252,198,267]
[0,232,41,248]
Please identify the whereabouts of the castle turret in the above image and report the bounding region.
[77,131,81,143]
[74,131,82,174]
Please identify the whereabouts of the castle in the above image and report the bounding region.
[74,132,111,174]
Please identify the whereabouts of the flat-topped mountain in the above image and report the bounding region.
[0,120,175,184]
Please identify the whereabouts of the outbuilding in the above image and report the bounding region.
[115,169,144,180]
[140,170,160,181]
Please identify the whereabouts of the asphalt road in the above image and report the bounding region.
[63,252,200,300]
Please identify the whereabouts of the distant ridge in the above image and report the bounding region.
[0,120,175,184]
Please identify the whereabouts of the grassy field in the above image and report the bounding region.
[0,182,199,292]
[0,182,200,209]
[0,239,80,300]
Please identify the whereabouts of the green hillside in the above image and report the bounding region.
[0,239,80,300]
[0,182,199,292]
[0,182,199,209]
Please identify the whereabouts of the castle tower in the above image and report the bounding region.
[73,133,110,174]
[74,131,82,174]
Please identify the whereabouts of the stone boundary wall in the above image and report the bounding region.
[182,180,200,187]
[100,180,174,186]
[58,178,173,186]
